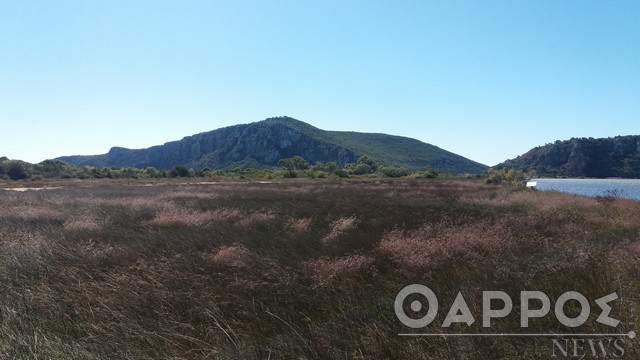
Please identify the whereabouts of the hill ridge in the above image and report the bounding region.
[495,135,640,178]
[56,116,488,173]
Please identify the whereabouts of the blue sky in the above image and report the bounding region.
[1,1,638,166]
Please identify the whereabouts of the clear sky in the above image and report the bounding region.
[1,1,638,166]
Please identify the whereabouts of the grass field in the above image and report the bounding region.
[0,178,638,359]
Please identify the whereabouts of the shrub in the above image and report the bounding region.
[333,168,349,178]
[325,162,339,173]
[144,167,158,178]
[309,162,326,172]
[169,165,191,177]
[351,163,372,175]
[380,166,410,178]
[357,155,379,171]
[283,170,298,178]
[422,168,439,179]
[278,156,309,170]
[486,168,528,187]
[6,161,28,180]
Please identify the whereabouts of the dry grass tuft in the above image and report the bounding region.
[285,217,313,232]
[0,230,54,278]
[237,210,277,228]
[379,220,510,269]
[208,245,251,267]
[306,255,374,286]
[1,206,64,222]
[63,215,103,231]
[322,216,359,244]
[149,208,217,226]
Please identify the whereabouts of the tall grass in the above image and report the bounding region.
[0,179,638,358]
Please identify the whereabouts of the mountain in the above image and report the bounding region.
[55,117,488,173]
[495,136,640,178]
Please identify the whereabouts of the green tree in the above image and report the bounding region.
[170,165,191,177]
[325,162,339,173]
[144,167,158,178]
[7,161,27,180]
[380,166,410,177]
[346,156,379,175]
[351,163,372,175]
[333,168,349,178]
[122,168,138,179]
[33,159,71,178]
[357,155,379,172]
[309,161,326,172]
[422,168,439,179]
[278,156,310,171]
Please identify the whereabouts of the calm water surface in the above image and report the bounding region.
[531,178,640,201]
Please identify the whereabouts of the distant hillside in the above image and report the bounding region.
[56,117,487,173]
[495,136,640,178]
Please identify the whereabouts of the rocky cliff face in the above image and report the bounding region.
[183,121,359,168]
[58,120,359,169]
[56,117,488,173]
[496,136,640,178]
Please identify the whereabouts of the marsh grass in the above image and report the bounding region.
[0,179,638,359]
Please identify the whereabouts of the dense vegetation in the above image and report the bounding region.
[496,136,640,178]
[0,179,637,358]
[55,117,488,173]
[0,156,449,182]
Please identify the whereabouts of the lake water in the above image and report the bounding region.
[530,178,640,201]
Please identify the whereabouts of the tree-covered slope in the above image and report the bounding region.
[56,117,488,173]
[495,136,640,178]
